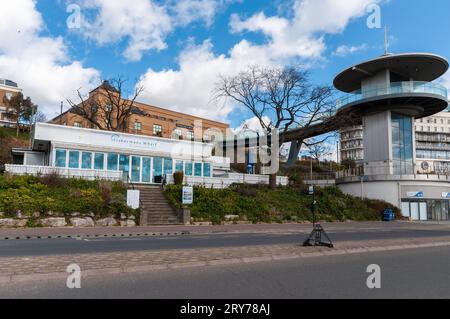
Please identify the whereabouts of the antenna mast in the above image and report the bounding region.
[384,25,389,55]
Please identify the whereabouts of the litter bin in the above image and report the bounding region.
[383,208,395,221]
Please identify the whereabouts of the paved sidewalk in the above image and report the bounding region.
[1,221,450,240]
[1,235,450,284]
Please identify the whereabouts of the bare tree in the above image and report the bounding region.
[67,77,145,132]
[215,65,336,188]
[305,139,333,161]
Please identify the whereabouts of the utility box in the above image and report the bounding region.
[127,190,140,209]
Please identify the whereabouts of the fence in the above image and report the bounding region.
[4,165,122,181]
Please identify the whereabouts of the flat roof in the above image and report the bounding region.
[334,53,449,93]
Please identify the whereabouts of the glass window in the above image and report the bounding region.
[134,122,142,131]
[119,155,130,179]
[175,160,184,173]
[392,113,414,175]
[94,153,104,170]
[68,151,80,169]
[186,131,194,140]
[153,157,163,183]
[203,163,211,177]
[73,122,82,128]
[174,129,182,136]
[164,158,173,175]
[55,149,67,168]
[185,162,193,176]
[194,163,202,177]
[131,156,141,183]
[142,157,151,183]
[153,124,162,135]
[81,152,92,169]
[107,153,118,171]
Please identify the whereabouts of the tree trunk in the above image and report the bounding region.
[16,120,20,137]
[269,173,277,190]
[286,139,303,166]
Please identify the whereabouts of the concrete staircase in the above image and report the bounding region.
[136,186,180,225]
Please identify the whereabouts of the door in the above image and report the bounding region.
[119,154,130,181]
[401,202,410,218]
[419,202,427,221]
[131,156,141,183]
[410,202,419,221]
[142,157,152,183]
[153,157,163,183]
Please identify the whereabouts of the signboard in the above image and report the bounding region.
[407,191,424,198]
[442,192,450,199]
[182,186,194,205]
[127,190,140,209]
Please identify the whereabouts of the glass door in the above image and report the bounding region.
[131,156,141,183]
[153,157,163,183]
[142,157,152,183]
[119,154,130,181]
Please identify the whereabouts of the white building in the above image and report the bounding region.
[6,123,288,188]
[0,79,22,128]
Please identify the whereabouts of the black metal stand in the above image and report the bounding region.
[303,187,334,248]
[303,224,334,248]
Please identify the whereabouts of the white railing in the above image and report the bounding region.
[5,165,122,181]
[166,173,289,189]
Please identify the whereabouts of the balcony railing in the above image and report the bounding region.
[337,81,448,109]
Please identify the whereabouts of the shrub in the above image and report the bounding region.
[173,171,184,185]
[164,184,397,224]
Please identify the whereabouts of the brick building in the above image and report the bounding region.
[50,82,229,142]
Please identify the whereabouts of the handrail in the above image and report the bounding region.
[337,81,448,109]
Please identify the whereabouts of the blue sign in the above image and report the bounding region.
[442,192,450,199]
[407,192,424,198]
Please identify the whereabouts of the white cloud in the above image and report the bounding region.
[233,116,272,134]
[75,0,234,61]
[0,0,100,117]
[173,0,234,27]
[76,0,173,62]
[137,0,381,120]
[333,44,368,57]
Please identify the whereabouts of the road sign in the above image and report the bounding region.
[182,186,194,205]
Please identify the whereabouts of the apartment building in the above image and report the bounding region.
[50,82,229,142]
[0,79,21,128]
[340,110,450,174]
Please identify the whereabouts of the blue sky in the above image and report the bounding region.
[1,0,450,133]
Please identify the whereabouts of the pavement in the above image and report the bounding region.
[1,246,450,299]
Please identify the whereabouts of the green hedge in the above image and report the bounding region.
[0,174,138,219]
[165,184,400,224]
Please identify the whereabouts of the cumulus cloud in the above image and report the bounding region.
[172,0,235,27]
[75,0,234,61]
[76,0,173,62]
[333,44,368,57]
[137,0,381,121]
[0,0,100,117]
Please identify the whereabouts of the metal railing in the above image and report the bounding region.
[337,81,448,109]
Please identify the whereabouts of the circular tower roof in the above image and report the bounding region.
[334,53,449,93]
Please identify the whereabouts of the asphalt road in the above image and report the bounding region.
[1,246,449,298]
[0,228,450,257]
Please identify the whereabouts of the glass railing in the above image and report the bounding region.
[337,81,448,109]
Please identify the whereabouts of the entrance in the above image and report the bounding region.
[401,201,428,221]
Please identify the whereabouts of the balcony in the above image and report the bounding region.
[336,81,448,110]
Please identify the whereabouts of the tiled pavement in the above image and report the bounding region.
[1,235,450,283]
